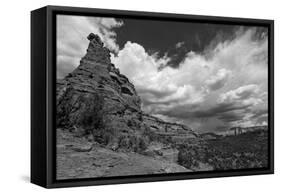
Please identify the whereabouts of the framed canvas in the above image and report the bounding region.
[31,5,274,188]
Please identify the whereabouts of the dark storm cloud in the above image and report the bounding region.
[250,108,268,120]
[115,19,240,68]
[256,115,268,124]
[156,100,251,120]
[217,111,245,122]
[165,47,188,68]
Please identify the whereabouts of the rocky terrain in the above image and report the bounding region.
[56,33,268,179]
[57,128,190,179]
[178,129,268,171]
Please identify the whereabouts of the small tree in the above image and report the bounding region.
[77,94,105,139]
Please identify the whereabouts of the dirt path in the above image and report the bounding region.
[56,129,190,180]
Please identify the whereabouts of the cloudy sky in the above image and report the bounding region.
[57,15,268,133]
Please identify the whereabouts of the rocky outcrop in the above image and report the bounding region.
[56,33,197,152]
[56,34,198,179]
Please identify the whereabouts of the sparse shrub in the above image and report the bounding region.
[118,135,131,149]
[176,131,268,171]
[163,136,173,145]
[77,94,104,132]
[76,94,116,145]
[56,87,74,128]
[138,137,148,151]
[117,135,148,153]
[143,125,160,142]
[127,119,142,130]
[178,145,200,169]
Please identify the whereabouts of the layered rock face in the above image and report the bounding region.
[56,33,197,150]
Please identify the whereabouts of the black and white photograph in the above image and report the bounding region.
[56,14,270,180]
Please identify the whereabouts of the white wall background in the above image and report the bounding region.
[0,0,279,193]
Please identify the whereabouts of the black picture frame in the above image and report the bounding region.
[31,5,274,188]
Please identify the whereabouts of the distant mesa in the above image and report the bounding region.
[229,125,268,136]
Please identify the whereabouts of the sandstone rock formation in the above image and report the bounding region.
[56,33,268,179]
[56,33,197,151]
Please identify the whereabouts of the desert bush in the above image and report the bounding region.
[131,136,148,153]
[118,135,131,149]
[77,94,104,131]
[137,136,148,152]
[56,87,75,128]
[117,135,148,153]
[143,125,161,142]
[76,94,117,145]
[178,145,200,169]
[177,132,268,170]
[127,119,142,131]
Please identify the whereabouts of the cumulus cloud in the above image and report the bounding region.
[206,69,231,91]
[218,84,259,104]
[57,15,123,78]
[111,41,207,114]
[112,27,268,132]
